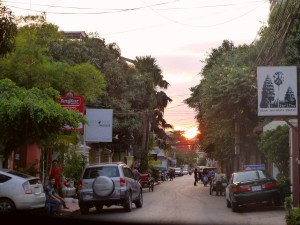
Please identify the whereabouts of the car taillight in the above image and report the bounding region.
[22,181,32,194]
[233,185,250,193]
[263,181,279,189]
[78,179,82,190]
[120,178,126,187]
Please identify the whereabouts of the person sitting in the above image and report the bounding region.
[45,176,68,215]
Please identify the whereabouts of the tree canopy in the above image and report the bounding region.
[0,4,17,57]
[0,78,85,151]
[258,125,289,179]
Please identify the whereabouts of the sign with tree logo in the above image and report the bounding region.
[257,66,297,116]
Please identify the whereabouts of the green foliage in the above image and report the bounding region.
[0,78,85,150]
[0,4,17,57]
[0,20,106,101]
[285,195,293,211]
[258,125,290,179]
[17,160,39,176]
[285,207,300,225]
[62,149,87,181]
[185,40,259,162]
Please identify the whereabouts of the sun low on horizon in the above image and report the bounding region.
[174,126,199,139]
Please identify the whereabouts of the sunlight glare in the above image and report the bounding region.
[183,127,199,139]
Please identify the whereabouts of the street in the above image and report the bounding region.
[73,174,286,225]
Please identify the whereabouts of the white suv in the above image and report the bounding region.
[78,162,143,214]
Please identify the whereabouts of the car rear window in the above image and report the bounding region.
[83,166,120,179]
[0,174,12,183]
[28,178,42,185]
[7,170,32,178]
[233,170,267,183]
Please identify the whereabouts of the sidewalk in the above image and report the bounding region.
[61,198,80,216]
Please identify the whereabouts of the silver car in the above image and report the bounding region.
[78,162,143,214]
[0,169,46,213]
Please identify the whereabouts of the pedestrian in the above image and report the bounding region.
[45,176,67,215]
[132,166,141,181]
[214,170,223,196]
[50,159,68,209]
[194,168,198,186]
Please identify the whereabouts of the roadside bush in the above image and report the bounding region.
[284,195,300,225]
[278,178,291,203]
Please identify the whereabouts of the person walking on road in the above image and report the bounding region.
[214,171,223,196]
[194,168,198,186]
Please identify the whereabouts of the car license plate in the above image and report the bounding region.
[251,185,261,191]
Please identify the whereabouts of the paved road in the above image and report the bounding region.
[70,174,286,225]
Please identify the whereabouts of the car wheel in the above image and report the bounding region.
[79,202,89,215]
[92,176,115,197]
[124,193,132,212]
[134,191,143,208]
[95,204,103,212]
[231,199,238,212]
[0,199,15,213]
[273,196,282,206]
[226,199,231,208]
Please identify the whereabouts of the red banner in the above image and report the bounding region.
[60,91,84,130]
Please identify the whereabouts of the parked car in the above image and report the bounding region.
[182,168,189,175]
[225,170,282,212]
[0,169,46,213]
[174,167,183,176]
[77,162,143,214]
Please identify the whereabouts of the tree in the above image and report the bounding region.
[185,40,260,170]
[0,4,17,57]
[258,125,290,180]
[0,15,105,102]
[0,79,85,166]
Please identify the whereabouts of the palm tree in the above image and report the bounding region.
[133,56,173,170]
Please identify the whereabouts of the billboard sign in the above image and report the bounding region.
[60,91,84,130]
[257,66,297,116]
[85,108,113,142]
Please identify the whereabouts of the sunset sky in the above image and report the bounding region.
[3,0,271,137]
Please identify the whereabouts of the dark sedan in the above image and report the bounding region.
[225,170,282,212]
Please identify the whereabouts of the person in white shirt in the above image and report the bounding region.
[214,171,223,196]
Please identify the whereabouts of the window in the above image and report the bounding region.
[0,173,11,183]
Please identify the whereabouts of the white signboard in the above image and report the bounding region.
[257,66,297,116]
[85,109,113,142]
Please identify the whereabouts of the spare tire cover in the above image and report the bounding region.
[92,176,115,197]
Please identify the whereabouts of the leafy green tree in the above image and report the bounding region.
[0,15,105,102]
[0,78,85,167]
[185,40,260,172]
[0,4,17,57]
[63,149,87,182]
[47,31,173,172]
[258,125,290,179]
